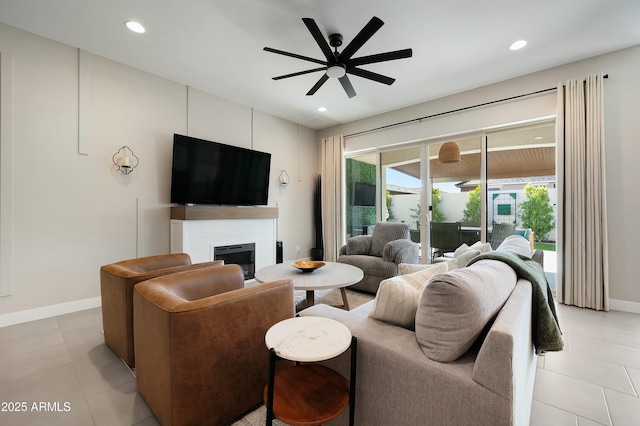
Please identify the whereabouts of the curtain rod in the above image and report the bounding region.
[345,74,608,138]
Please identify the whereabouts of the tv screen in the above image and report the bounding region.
[170,134,271,205]
[353,182,376,206]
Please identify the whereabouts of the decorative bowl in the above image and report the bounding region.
[292,261,325,273]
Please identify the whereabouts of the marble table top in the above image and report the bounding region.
[265,316,352,362]
[254,261,363,291]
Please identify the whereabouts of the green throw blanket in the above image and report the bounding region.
[467,250,564,355]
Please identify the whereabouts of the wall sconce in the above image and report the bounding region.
[438,141,461,163]
[278,170,290,188]
[112,146,139,175]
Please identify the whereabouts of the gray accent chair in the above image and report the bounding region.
[430,221,463,260]
[337,222,419,294]
[490,223,516,249]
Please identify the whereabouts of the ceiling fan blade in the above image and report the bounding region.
[339,75,357,98]
[272,67,326,80]
[338,16,384,61]
[302,18,336,62]
[349,48,413,67]
[348,67,395,85]
[263,47,327,66]
[306,74,330,96]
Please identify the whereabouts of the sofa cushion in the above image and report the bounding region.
[369,262,449,329]
[497,235,533,259]
[415,259,517,362]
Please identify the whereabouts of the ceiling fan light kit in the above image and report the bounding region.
[264,16,412,98]
[326,64,346,79]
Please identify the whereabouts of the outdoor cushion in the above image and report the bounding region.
[415,259,517,362]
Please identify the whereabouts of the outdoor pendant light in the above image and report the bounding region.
[438,141,461,163]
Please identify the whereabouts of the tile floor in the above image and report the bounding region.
[0,303,639,425]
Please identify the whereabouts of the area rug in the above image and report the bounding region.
[298,287,374,310]
[229,405,286,426]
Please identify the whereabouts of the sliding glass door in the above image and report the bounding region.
[486,123,557,285]
[368,121,556,266]
[427,137,483,260]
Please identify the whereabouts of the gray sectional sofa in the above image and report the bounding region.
[299,249,550,425]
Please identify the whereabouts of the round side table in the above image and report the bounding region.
[264,316,357,426]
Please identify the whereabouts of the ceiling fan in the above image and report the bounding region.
[264,16,412,98]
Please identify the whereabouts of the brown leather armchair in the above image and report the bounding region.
[133,264,294,426]
[100,253,223,367]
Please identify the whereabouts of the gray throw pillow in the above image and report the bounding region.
[496,235,533,258]
[415,259,517,362]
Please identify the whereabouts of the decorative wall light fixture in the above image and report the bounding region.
[278,170,290,188]
[112,146,139,175]
[438,141,461,163]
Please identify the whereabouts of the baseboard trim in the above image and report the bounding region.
[609,298,640,314]
[0,297,101,328]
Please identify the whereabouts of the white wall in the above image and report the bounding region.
[320,45,640,310]
[0,23,317,324]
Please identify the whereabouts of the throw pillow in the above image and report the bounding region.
[368,280,419,329]
[398,262,449,276]
[399,261,449,291]
[496,235,533,259]
[457,249,482,267]
[369,262,449,329]
[470,241,492,253]
[415,259,517,362]
[453,243,469,257]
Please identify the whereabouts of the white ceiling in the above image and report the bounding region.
[1,0,639,130]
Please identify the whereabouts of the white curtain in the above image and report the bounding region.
[321,135,344,262]
[556,73,609,310]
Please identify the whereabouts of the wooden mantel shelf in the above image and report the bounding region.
[171,205,279,220]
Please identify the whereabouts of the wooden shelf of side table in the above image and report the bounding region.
[264,317,357,426]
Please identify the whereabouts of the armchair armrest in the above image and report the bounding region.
[383,239,419,264]
[345,235,372,255]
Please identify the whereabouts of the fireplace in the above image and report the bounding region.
[214,243,255,280]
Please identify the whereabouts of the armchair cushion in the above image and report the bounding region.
[346,235,372,255]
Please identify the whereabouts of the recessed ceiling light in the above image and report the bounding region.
[125,21,146,34]
[534,136,543,140]
[509,40,527,51]
[318,107,327,112]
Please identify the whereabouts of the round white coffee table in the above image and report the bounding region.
[254,261,363,310]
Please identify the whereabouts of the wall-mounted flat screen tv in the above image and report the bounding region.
[170,134,271,206]
[353,182,376,206]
